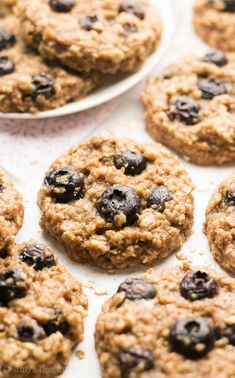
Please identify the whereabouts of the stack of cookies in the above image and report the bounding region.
[0,0,162,113]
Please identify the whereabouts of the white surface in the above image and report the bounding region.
[0,0,175,120]
[0,0,234,377]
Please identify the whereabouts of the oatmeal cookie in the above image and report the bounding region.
[142,51,235,165]
[0,15,98,113]
[16,0,162,74]
[205,172,235,274]
[37,136,194,271]
[0,168,23,252]
[193,0,235,52]
[0,240,88,377]
[95,264,235,378]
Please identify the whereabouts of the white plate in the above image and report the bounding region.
[0,0,175,119]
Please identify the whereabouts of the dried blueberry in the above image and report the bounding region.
[0,249,8,259]
[180,271,219,301]
[122,24,138,33]
[147,185,172,212]
[49,0,75,12]
[17,323,45,342]
[0,28,15,51]
[0,56,15,76]
[113,150,147,176]
[226,190,235,206]
[45,167,85,203]
[19,244,56,271]
[31,73,55,100]
[198,78,227,99]
[0,269,28,306]
[215,325,235,345]
[97,185,141,226]
[119,0,145,19]
[168,96,201,125]
[220,0,235,12]
[117,278,156,301]
[202,50,228,67]
[79,15,98,31]
[43,319,70,336]
[118,347,154,375]
[169,318,215,359]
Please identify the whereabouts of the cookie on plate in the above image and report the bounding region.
[142,51,235,165]
[205,172,235,274]
[38,136,194,271]
[0,240,88,377]
[0,15,98,113]
[16,0,162,74]
[95,264,235,378]
[194,0,235,52]
[0,167,24,252]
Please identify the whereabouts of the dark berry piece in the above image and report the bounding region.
[43,319,70,336]
[119,0,146,19]
[113,150,147,176]
[49,0,75,12]
[17,323,45,342]
[122,24,138,33]
[0,269,28,306]
[117,278,156,301]
[0,56,15,76]
[216,325,235,345]
[219,0,235,12]
[169,318,215,359]
[0,28,15,51]
[168,96,201,125]
[202,50,228,67]
[45,167,85,203]
[31,73,55,100]
[79,15,98,31]
[19,244,56,271]
[226,190,235,206]
[118,347,154,374]
[97,185,141,226]
[147,185,172,212]
[198,78,227,99]
[0,249,8,259]
[180,271,219,301]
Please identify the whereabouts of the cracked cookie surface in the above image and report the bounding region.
[95,264,235,378]
[142,52,235,165]
[38,136,194,271]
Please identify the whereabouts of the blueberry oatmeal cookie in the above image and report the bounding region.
[205,172,235,274]
[194,0,235,52]
[0,168,23,253]
[142,51,235,165]
[37,136,194,271]
[16,0,162,74]
[0,240,87,377]
[0,15,98,113]
[95,264,235,378]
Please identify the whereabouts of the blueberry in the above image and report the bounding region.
[0,56,15,76]
[19,244,56,271]
[216,325,235,345]
[113,150,147,176]
[0,28,15,51]
[119,0,146,19]
[118,347,154,375]
[0,269,28,306]
[167,96,201,125]
[49,0,75,12]
[169,318,215,359]
[117,278,156,301]
[97,185,141,226]
[31,73,55,100]
[43,318,70,336]
[147,185,172,212]
[226,190,235,206]
[198,78,227,99]
[220,0,235,12]
[79,16,98,31]
[45,167,85,203]
[202,50,228,67]
[17,323,45,342]
[0,249,8,259]
[122,24,138,33]
[180,271,219,301]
